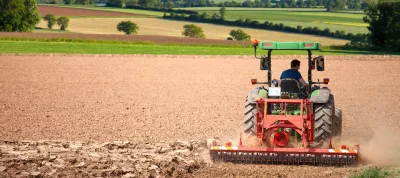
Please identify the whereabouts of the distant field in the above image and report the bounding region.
[38,4,164,17]
[36,17,348,45]
[182,8,368,34]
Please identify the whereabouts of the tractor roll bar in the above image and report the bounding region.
[307,50,312,93]
[267,50,272,87]
[255,47,313,94]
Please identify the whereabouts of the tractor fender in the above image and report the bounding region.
[310,87,331,104]
[246,86,263,103]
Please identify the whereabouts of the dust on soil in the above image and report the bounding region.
[37,5,144,17]
[1,54,400,177]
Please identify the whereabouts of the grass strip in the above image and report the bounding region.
[1,39,398,55]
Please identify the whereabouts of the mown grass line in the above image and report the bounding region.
[1,40,397,55]
[0,37,248,48]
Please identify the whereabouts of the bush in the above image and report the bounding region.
[43,14,57,29]
[182,24,205,38]
[229,29,251,41]
[117,21,139,35]
[227,37,233,40]
[57,17,70,30]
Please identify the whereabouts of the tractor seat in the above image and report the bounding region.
[280,78,301,93]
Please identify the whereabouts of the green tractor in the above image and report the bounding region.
[244,41,342,147]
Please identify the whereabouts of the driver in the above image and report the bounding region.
[280,59,307,88]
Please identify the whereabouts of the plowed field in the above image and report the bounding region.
[1,54,400,177]
[38,5,143,17]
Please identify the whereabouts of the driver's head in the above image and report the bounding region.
[291,59,301,70]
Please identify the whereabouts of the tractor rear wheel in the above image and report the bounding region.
[243,88,260,135]
[314,95,341,146]
[335,108,342,137]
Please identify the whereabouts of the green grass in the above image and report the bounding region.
[190,9,368,34]
[39,4,164,17]
[350,167,400,178]
[0,39,397,55]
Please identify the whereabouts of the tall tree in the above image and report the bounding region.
[219,7,226,19]
[363,0,400,49]
[0,0,41,32]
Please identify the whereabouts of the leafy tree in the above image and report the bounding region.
[363,0,400,49]
[287,0,296,7]
[325,0,347,11]
[64,0,76,4]
[57,16,70,30]
[106,0,127,7]
[347,0,361,9]
[43,14,57,29]
[0,0,41,32]
[229,29,251,41]
[211,13,220,20]
[198,0,207,7]
[262,0,271,7]
[242,0,254,7]
[117,21,139,35]
[182,24,205,38]
[219,7,226,19]
[296,0,304,7]
[165,0,174,8]
[138,0,159,8]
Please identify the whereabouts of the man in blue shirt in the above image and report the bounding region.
[280,59,307,88]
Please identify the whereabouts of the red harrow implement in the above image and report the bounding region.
[209,42,359,166]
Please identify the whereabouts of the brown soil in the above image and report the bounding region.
[0,32,250,46]
[1,54,400,177]
[38,5,143,17]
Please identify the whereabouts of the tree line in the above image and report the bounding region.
[38,0,371,11]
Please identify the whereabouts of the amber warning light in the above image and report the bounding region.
[252,39,259,46]
[251,79,257,85]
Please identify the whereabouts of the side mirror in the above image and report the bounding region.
[260,57,269,70]
[314,56,325,71]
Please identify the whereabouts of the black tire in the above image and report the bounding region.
[243,88,260,135]
[314,95,337,145]
[335,108,342,137]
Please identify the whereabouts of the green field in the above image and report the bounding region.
[0,39,395,55]
[182,8,368,34]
